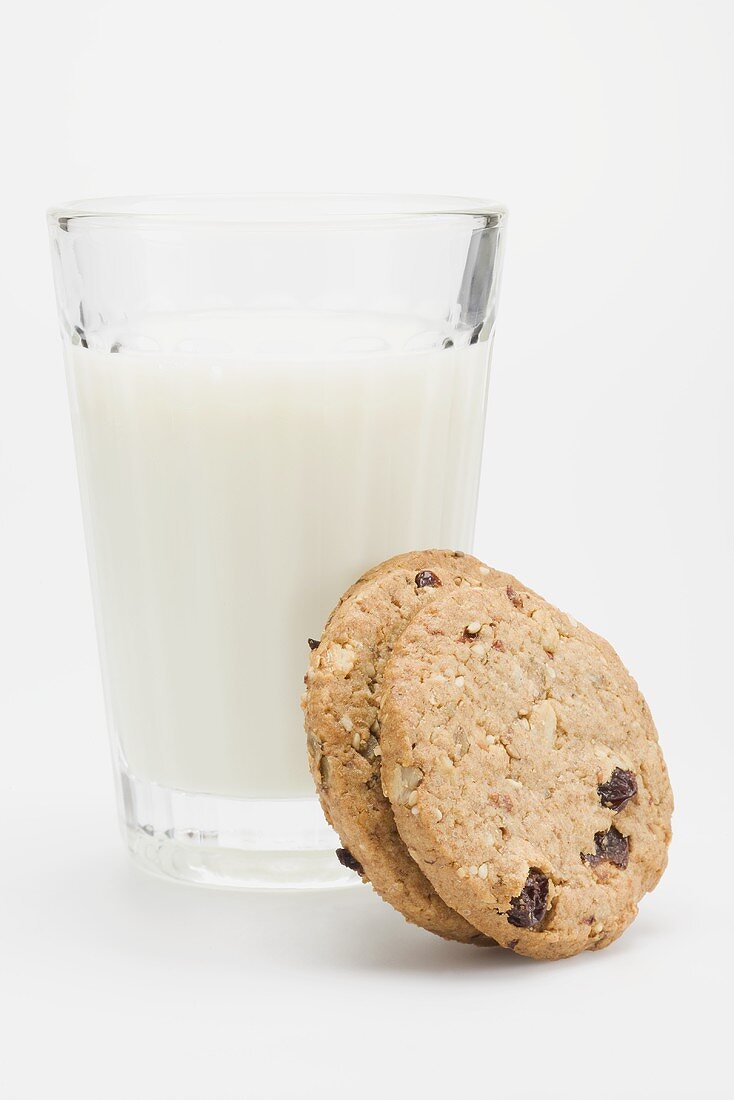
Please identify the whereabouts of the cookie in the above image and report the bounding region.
[303,550,515,943]
[379,583,673,960]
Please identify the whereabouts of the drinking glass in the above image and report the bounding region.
[48,195,506,889]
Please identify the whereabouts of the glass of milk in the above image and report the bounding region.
[48,195,506,889]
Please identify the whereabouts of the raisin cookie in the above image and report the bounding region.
[303,550,514,943]
[379,583,673,960]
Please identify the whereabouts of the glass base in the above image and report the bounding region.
[119,767,357,890]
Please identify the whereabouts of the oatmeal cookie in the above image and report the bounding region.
[379,583,673,959]
[304,550,514,943]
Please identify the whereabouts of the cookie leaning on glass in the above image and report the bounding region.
[303,550,524,944]
[379,582,673,960]
[303,550,673,959]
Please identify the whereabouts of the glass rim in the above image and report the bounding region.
[47,192,506,229]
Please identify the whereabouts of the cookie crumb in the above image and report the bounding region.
[328,642,355,674]
[531,608,560,653]
[531,699,557,743]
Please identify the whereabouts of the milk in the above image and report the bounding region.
[67,311,491,799]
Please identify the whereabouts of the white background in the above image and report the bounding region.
[1,1,732,1097]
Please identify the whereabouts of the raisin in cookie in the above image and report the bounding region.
[379,583,673,960]
[303,550,514,944]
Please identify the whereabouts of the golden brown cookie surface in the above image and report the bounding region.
[379,583,673,960]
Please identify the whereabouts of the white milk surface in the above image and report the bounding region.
[67,312,491,798]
